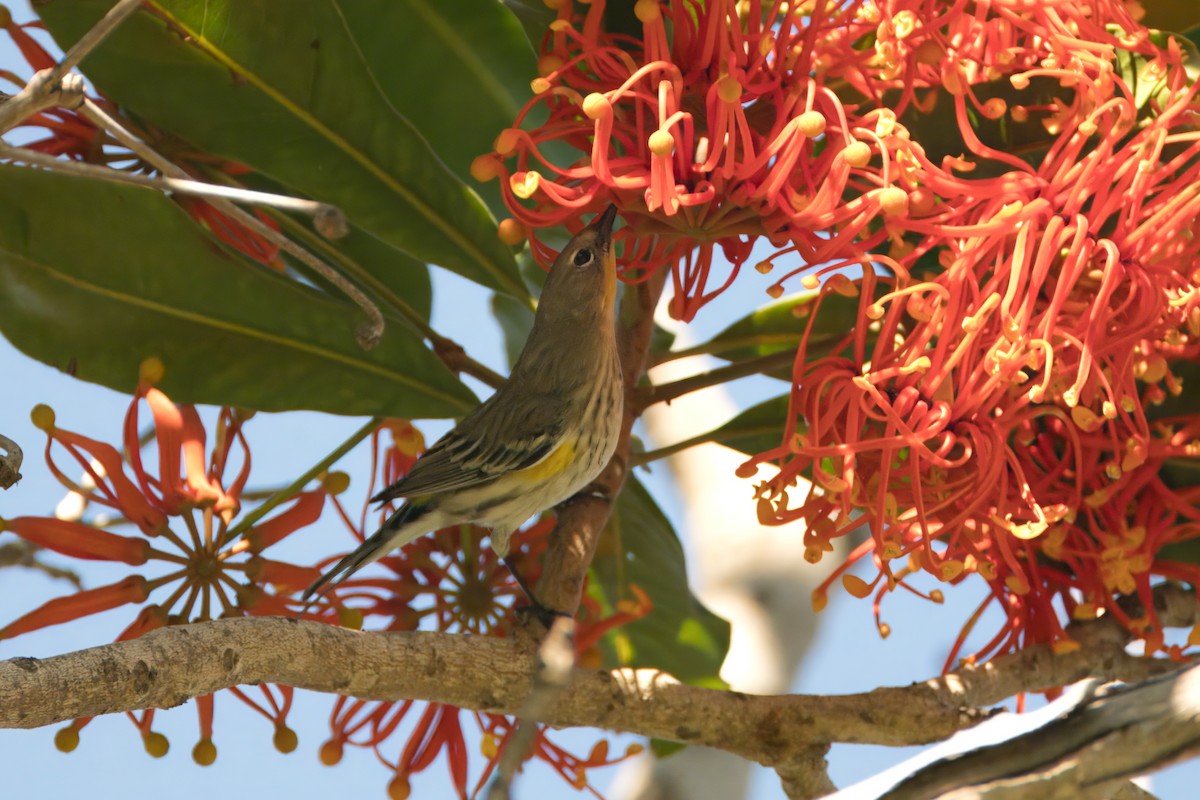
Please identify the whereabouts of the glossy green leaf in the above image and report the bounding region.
[1157,538,1200,568]
[708,395,795,457]
[491,292,535,370]
[333,0,535,218]
[37,0,527,298]
[231,170,435,321]
[590,478,730,687]
[697,291,860,369]
[0,165,476,417]
[326,225,433,322]
[501,0,556,49]
[1147,359,1200,422]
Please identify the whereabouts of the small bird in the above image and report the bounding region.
[301,205,623,610]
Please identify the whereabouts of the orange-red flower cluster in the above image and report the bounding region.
[310,426,648,799]
[0,361,329,760]
[485,0,1200,661]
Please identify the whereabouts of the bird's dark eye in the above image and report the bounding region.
[573,248,594,267]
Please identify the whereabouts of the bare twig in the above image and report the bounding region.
[0,143,345,226]
[0,432,22,489]
[0,541,82,588]
[0,73,85,135]
[488,616,576,800]
[0,0,380,347]
[638,348,794,410]
[73,99,384,347]
[55,0,145,77]
[535,269,669,615]
[267,209,506,389]
[0,0,141,134]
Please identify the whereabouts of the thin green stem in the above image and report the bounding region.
[266,206,506,390]
[630,431,717,467]
[640,349,794,409]
[650,335,804,366]
[225,417,382,542]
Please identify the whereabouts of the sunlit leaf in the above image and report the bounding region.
[0,165,475,417]
[37,0,527,297]
[590,477,730,688]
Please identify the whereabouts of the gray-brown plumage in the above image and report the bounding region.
[302,206,623,607]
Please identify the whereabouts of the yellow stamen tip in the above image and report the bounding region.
[139,357,165,385]
[30,403,56,432]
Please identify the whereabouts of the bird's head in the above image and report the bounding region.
[540,204,620,319]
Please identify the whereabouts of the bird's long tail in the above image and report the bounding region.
[298,501,433,613]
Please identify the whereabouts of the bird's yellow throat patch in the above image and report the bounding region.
[515,436,578,483]
[602,251,617,311]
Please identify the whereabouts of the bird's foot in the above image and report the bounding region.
[515,602,574,631]
[565,482,613,506]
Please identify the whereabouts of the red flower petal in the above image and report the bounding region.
[2,517,150,565]
[1,576,149,640]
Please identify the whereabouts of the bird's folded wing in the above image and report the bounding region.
[371,389,566,502]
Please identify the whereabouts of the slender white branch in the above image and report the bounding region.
[489,616,577,800]
[0,143,343,222]
[0,0,141,133]
[55,0,144,77]
[883,664,1200,800]
[0,432,22,489]
[74,100,379,347]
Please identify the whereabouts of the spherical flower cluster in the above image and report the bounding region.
[0,359,330,760]
[479,0,918,320]
[485,0,1200,660]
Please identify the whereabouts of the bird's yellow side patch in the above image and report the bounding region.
[514,436,577,483]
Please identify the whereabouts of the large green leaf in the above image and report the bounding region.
[708,394,793,457]
[501,0,556,49]
[36,0,527,298]
[0,164,476,417]
[694,291,860,377]
[590,477,730,688]
[334,0,535,218]
[491,292,535,370]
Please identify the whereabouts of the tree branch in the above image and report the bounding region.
[0,0,141,134]
[0,605,1192,773]
[637,348,794,410]
[0,431,22,489]
[0,143,344,229]
[885,663,1200,800]
[534,270,669,615]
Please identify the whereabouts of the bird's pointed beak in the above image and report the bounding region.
[590,204,619,250]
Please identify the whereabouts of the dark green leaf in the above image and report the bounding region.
[500,0,556,49]
[491,292,534,369]
[334,0,535,218]
[0,164,476,417]
[1147,359,1200,422]
[1158,539,1200,568]
[650,739,688,758]
[590,477,730,687]
[37,0,527,297]
[696,291,859,376]
[329,225,433,322]
[1140,0,1200,33]
[707,395,794,457]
